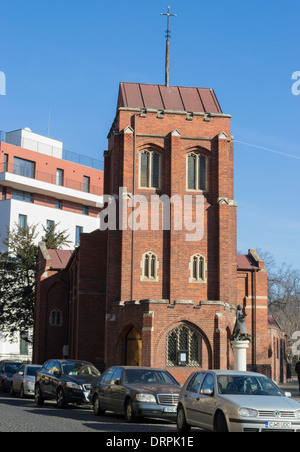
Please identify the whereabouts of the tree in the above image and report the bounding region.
[258,249,300,352]
[41,222,71,250]
[0,224,38,342]
[0,222,71,343]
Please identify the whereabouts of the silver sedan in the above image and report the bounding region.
[177,370,300,432]
[11,364,42,398]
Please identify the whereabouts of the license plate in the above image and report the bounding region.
[266,421,292,429]
[163,407,177,413]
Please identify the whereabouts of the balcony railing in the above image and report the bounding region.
[0,162,103,196]
[0,130,104,171]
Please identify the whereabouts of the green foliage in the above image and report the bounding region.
[0,222,71,343]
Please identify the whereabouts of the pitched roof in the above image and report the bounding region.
[117,82,223,114]
[268,315,282,331]
[47,249,73,269]
[237,254,260,270]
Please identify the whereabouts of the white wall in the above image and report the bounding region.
[3,199,100,249]
[6,129,63,159]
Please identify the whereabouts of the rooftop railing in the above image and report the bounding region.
[0,162,103,197]
[0,130,104,171]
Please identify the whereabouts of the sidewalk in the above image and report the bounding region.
[280,380,300,403]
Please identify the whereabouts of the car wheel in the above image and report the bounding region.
[20,385,26,399]
[57,388,68,409]
[124,399,136,423]
[93,395,105,416]
[35,385,44,406]
[177,405,191,433]
[215,411,228,432]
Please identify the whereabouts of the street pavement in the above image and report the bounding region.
[0,392,197,433]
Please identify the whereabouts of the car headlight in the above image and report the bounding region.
[295,410,300,418]
[239,407,258,418]
[66,382,82,390]
[136,394,156,403]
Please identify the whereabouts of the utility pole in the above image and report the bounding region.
[161,6,177,87]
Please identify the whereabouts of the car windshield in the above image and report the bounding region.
[123,369,178,385]
[61,362,100,377]
[27,366,41,377]
[4,363,21,373]
[217,375,283,396]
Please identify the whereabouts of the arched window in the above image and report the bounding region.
[166,324,203,367]
[189,253,206,283]
[49,309,63,327]
[187,152,208,191]
[141,252,159,281]
[140,149,161,189]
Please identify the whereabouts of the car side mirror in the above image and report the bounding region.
[202,389,214,396]
[115,378,121,386]
[284,392,292,398]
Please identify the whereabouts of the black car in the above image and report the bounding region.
[89,366,181,422]
[0,361,23,392]
[35,359,101,408]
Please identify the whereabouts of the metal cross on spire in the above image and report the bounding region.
[161,6,177,87]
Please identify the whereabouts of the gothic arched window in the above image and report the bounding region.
[189,253,207,283]
[166,324,203,367]
[141,252,159,281]
[187,152,208,191]
[49,309,63,327]
[140,149,161,189]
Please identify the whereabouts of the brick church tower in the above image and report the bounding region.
[34,82,272,382]
[103,82,254,382]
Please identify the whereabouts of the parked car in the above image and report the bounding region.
[177,370,300,433]
[35,359,101,408]
[90,366,181,422]
[0,361,23,393]
[11,364,42,398]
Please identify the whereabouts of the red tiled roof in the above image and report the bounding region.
[237,254,259,270]
[48,249,73,269]
[117,82,223,114]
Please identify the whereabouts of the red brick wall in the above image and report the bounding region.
[67,229,107,370]
[33,249,69,364]
[105,110,236,306]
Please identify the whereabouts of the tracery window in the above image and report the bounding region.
[166,324,203,367]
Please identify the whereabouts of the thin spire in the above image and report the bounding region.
[161,6,177,87]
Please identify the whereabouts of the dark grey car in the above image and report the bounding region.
[0,361,23,392]
[89,366,181,422]
[35,359,101,408]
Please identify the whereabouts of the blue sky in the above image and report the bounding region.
[0,0,299,268]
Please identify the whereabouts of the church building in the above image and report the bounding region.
[33,82,285,383]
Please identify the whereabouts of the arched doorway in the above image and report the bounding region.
[126,328,142,366]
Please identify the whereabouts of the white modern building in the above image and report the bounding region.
[0,128,103,361]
